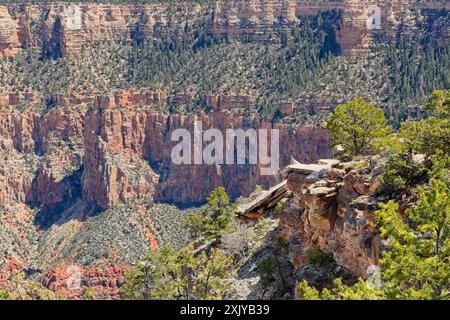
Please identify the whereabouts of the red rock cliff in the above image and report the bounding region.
[1,1,448,58]
[0,97,331,210]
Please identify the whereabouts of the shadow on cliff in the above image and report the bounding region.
[30,167,100,230]
[40,16,64,60]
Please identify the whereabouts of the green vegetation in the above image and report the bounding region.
[384,16,450,125]
[256,257,275,289]
[121,244,233,300]
[307,248,334,268]
[299,90,450,300]
[0,271,57,300]
[0,10,342,122]
[126,10,341,119]
[0,204,38,268]
[376,174,449,299]
[298,278,384,300]
[325,98,392,157]
[120,187,286,300]
[121,187,240,300]
[379,153,427,194]
[184,186,237,244]
[380,90,450,194]
[399,90,450,157]
[32,200,190,268]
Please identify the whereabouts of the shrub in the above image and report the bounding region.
[379,153,427,194]
[307,248,334,268]
[256,257,275,289]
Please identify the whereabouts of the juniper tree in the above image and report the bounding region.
[325,98,392,157]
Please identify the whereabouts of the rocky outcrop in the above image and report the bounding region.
[277,159,384,278]
[237,180,288,218]
[0,2,205,58]
[210,0,450,54]
[205,94,252,111]
[234,157,382,277]
[0,106,85,208]
[82,107,161,209]
[0,92,39,107]
[0,1,448,58]
[41,261,127,299]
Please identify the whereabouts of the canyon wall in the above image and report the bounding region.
[0,89,330,298]
[0,93,330,211]
[1,1,449,58]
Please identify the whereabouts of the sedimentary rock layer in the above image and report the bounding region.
[1,1,448,58]
[0,102,330,209]
[280,159,383,277]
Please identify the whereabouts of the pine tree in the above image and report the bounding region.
[298,157,450,300]
[120,245,233,300]
[184,186,237,244]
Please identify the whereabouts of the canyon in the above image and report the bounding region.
[0,0,448,299]
[0,1,449,58]
[0,91,329,298]
[0,90,331,210]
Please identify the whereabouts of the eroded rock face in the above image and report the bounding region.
[279,160,383,278]
[0,98,330,297]
[41,261,127,300]
[0,101,331,210]
[0,1,448,58]
[82,108,160,209]
[82,108,331,208]
[0,107,85,206]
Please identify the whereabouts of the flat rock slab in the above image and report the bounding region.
[350,195,379,211]
[308,186,337,196]
[238,180,287,217]
[286,159,340,176]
